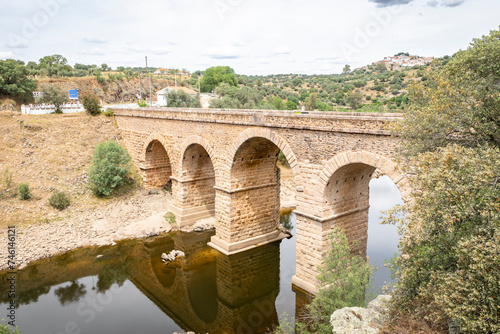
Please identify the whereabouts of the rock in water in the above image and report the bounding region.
[330,294,392,334]
[161,250,185,263]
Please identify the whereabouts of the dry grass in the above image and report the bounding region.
[0,110,122,228]
[379,310,448,334]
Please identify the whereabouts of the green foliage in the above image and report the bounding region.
[347,90,364,110]
[396,27,500,158]
[2,169,13,188]
[82,92,102,116]
[286,100,297,110]
[0,319,21,334]
[0,59,37,103]
[88,141,131,197]
[210,84,264,109]
[164,211,177,226]
[297,228,372,334]
[267,312,294,334]
[385,145,500,333]
[166,90,201,108]
[49,191,70,210]
[39,84,68,112]
[200,66,238,92]
[104,109,114,117]
[38,54,69,77]
[18,183,30,200]
[137,100,148,107]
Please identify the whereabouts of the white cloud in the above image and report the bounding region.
[83,36,107,44]
[123,43,170,56]
[0,51,15,59]
[202,46,244,59]
[441,0,466,7]
[274,46,291,55]
[80,47,105,55]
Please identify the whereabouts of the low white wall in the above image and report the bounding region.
[21,102,85,115]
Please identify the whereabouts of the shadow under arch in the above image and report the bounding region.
[318,150,409,255]
[141,134,174,188]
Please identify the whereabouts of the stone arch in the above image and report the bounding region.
[225,127,302,186]
[317,150,408,255]
[317,150,409,203]
[177,135,220,181]
[172,136,217,218]
[141,133,174,187]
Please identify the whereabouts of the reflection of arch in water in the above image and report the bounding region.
[128,232,281,334]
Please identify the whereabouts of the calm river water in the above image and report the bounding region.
[0,176,402,334]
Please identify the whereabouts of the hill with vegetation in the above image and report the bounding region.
[0,53,450,112]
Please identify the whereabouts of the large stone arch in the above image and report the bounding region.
[170,135,217,226]
[317,150,409,205]
[209,127,296,255]
[177,135,221,182]
[224,127,302,187]
[141,133,174,187]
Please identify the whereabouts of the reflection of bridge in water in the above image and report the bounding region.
[0,231,287,334]
[130,232,281,334]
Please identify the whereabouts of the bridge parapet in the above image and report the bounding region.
[113,107,401,135]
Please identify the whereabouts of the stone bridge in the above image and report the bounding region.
[114,107,409,294]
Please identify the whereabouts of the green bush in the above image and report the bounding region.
[49,191,70,210]
[88,140,131,197]
[82,93,101,116]
[297,228,372,334]
[137,100,148,107]
[18,183,30,200]
[104,109,114,117]
[385,145,500,333]
[0,319,21,334]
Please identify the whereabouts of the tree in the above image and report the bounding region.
[166,90,201,108]
[38,54,68,77]
[385,27,500,332]
[346,90,363,110]
[342,64,351,74]
[88,141,131,197]
[296,228,372,334]
[395,27,500,158]
[304,93,317,110]
[82,92,101,115]
[384,145,500,333]
[100,63,111,71]
[0,59,37,103]
[39,84,68,113]
[200,66,238,92]
[286,100,297,110]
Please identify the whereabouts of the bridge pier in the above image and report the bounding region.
[169,143,216,228]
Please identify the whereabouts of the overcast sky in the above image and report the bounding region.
[0,0,498,75]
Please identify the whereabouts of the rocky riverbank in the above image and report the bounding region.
[0,165,297,271]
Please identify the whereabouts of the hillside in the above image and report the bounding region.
[0,111,123,228]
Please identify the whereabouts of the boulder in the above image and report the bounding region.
[330,295,392,334]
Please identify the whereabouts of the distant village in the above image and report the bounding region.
[381,53,434,68]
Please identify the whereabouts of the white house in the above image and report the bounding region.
[156,86,198,106]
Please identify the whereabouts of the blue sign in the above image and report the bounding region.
[68,90,79,100]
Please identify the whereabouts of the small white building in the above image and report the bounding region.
[156,86,198,106]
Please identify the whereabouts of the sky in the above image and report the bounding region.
[0,0,498,75]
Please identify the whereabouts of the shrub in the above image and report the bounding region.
[104,109,114,117]
[2,169,13,188]
[164,211,176,227]
[49,191,70,210]
[82,93,101,116]
[18,183,30,200]
[88,140,131,197]
[385,145,500,333]
[137,100,148,107]
[296,228,372,334]
[0,319,21,334]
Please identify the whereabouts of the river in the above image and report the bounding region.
[0,175,402,334]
